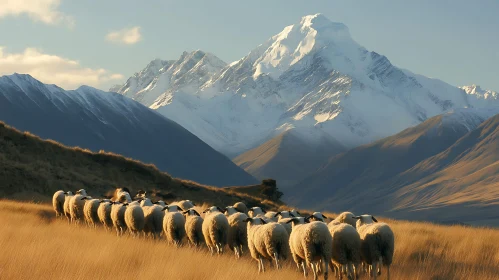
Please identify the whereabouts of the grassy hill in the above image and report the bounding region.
[0,121,281,209]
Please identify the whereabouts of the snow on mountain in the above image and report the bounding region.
[113,14,499,157]
[0,73,258,186]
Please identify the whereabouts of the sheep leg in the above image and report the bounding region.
[377,257,382,276]
[259,257,265,273]
[323,257,329,280]
[234,246,239,259]
[386,265,390,280]
[273,253,280,270]
[371,262,377,280]
[311,262,318,280]
[302,261,308,278]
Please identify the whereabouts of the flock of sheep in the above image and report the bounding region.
[52,187,395,280]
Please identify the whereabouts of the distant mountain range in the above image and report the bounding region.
[286,108,499,226]
[0,73,257,187]
[111,14,499,188]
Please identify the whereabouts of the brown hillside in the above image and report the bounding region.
[288,111,499,226]
[0,122,282,209]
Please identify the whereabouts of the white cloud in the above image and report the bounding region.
[106,26,142,45]
[0,0,74,26]
[0,47,124,89]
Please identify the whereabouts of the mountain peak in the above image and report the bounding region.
[299,13,349,34]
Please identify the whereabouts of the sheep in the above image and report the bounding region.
[331,212,357,228]
[328,223,361,280]
[183,209,204,247]
[97,199,113,230]
[162,204,184,213]
[353,215,394,280]
[308,212,329,223]
[288,219,333,280]
[233,202,248,214]
[176,200,195,210]
[52,190,65,217]
[141,198,164,239]
[290,209,303,217]
[248,207,266,218]
[63,191,73,222]
[69,189,88,223]
[82,197,100,228]
[154,200,166,207]
[162,208,186,246]
[264,211,279,222]
[112,187,132,202]
[125,201,145,237]
[274,211,295,220]
[202,206,229,255]
[245,217,289,272]
[226,208,249,258]
[224,206,240,216]
[278,217,306,235]
[111,202,128,236]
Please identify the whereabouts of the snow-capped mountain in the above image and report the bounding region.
[0,73,257,186]
[113,14,499,157]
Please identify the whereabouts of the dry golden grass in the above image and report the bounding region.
[1,200,499,280]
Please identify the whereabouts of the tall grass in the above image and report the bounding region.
[1,200,498,279]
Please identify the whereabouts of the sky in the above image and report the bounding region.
[0,0,498,91]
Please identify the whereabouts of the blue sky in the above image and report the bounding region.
[0,0,498,91]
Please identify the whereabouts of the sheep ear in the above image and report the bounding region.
[80,197,87,200]
[177,206,184,212]
[193,210,201,216]
[372,216,378,223]
[286,218,295,224]
[352,216,361,219]
[216,207,224,213]
[161,206,168,212]
[243,218,252,223]
[192,202,196,206]
[273,212,280,218]
[322,214,328,219]
[202,208,209,213]
[296,211,302,216]
[259,218,267,224]
[289,213,295,217]
[261,209,267,213]
[182,210,189,214]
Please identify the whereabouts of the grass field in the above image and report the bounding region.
[1,200,499,280]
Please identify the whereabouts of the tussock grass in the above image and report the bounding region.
[1,200,499,279]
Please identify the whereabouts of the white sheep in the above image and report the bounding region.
[331,212,357,228]
[52,190,65,218]
[264,211,279,222]
[69,189,88,223]
[278,217,306,235]
[290,209,303,217]
[113,187,132,202]
[288,219,333,280]
[141,198,164,239]
[175,200,195,210]
[125,201,145,237]
[233,202,248,214]
[82,197,100,228]
[308,212,329,223]
[154,200,166,207]
[111,202,128,236]
[328,222,361,280]
[248,207,265,218]
[162,208,186,246]
[63,191,73,223]
[353,215,394,280]
[183,209,204,247]
[225,207,249,258]
[202,206,229,255]
[97,199,113,230]
[245,217,290,272]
